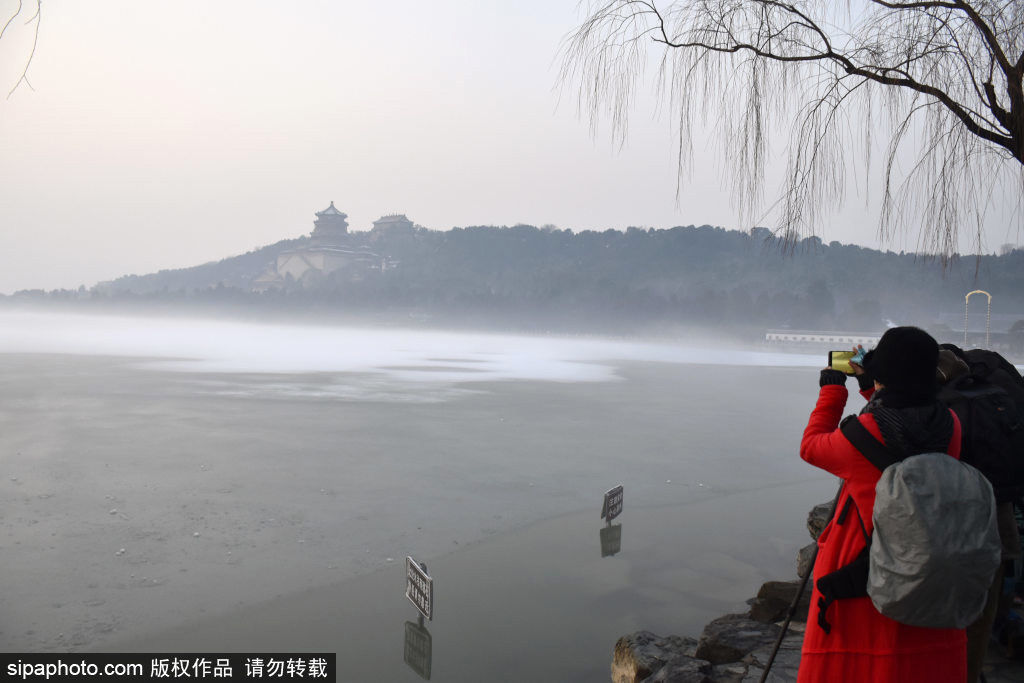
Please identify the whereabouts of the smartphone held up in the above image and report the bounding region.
[828,347,866,376]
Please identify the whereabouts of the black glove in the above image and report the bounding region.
[820,368,848,387]
[855,350,875,391]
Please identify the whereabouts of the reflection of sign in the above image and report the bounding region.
[404,620,433,680]
[405,556,433,621]
[601,485,623,522]
[600,523,622,557]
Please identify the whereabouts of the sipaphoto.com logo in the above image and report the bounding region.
[6,658,142,681]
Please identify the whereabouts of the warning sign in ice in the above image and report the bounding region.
[405,556,433,621]
[601,485,623,523]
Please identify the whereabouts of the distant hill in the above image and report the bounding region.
[95,237,307,294]
[9,224,1024,337]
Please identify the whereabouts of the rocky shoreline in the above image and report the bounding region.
[612,502,1024,683]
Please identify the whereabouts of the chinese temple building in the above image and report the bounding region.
[252,202,385,290]
[310,201,350,243]
[371,214,414,234]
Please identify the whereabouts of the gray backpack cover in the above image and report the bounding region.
[869,452,1001,628]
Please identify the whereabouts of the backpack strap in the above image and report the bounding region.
[840,417,900,472]
[816,417,918,634]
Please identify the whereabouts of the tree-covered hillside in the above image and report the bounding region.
[11,224,1024,335]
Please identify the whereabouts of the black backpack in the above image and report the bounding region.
[937,349,1024,503]
[962,349,1024,403]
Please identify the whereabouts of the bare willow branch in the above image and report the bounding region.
[5,0,41,98]
[0,0,23,42]
[561,0,1024,257]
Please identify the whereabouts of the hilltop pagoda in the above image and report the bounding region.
[310,201,349,244]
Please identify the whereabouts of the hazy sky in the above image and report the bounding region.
[0,1,1020,293]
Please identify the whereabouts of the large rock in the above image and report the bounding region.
[740,633,804,682]
[645,657,715,683]
[796,542,816,578]
[708,662,749,683]
[612,631,704,683]
[694,614,783,665]
[806,502,833,540]
[747,580,811,624]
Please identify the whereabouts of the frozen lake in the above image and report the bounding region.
[0,312,844,679]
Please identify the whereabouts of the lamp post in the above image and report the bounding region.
[964,290,991,348]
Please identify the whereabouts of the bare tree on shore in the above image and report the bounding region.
[560,1,1024,257]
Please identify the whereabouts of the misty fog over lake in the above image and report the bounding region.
[0,311,842,679]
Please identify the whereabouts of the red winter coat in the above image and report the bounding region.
[797,383,966,683]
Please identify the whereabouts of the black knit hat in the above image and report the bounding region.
[866,326,939,399]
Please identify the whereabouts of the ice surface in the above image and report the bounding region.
[0,311,821,386]
[0,330,831,653]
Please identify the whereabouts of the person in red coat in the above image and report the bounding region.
[797,327,966,683]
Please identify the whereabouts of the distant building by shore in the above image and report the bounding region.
[765,326,1023,358]
[764,329,881,347]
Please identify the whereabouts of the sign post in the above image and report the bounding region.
[601,485,623,523]
[405,556,433,622]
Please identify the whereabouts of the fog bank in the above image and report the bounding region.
[0,311,820,387]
